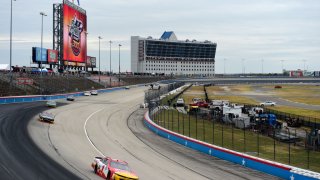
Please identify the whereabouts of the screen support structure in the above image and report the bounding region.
[53,3,63,69]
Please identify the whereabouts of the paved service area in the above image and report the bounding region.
[26,86,279,179]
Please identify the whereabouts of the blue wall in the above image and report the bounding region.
[0,86,132,105]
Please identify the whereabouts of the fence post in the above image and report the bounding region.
[167,109,169,129]
[196,111,198,139]
[232,123,234,149]
[286,127,291,164]
[172,109,173,131]
[212,111,215,145]
[221,121,224,147]
[189,113,191,137]
[178,111,180,133]
[273,127,276,160]
[163,108,166,128]
[305,130,310,169]
[182,113,185,135]
[243,120,246,153]
[257,130,260,156]
[202,116,205,141]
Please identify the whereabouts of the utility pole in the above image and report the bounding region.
[109,40,112,87]
[118,44,122,85]
[98,36,102,83]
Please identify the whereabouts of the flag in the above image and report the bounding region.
[77,0,80,6]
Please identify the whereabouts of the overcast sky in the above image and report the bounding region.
[0,0,319,73]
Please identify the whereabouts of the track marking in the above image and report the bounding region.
[84,108,106,157]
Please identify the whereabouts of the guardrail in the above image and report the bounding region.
[144,110,320,180]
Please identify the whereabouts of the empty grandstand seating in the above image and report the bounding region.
[0,80,26,96]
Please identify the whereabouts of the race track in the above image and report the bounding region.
[1,87,279,179]
[0,102,79,180]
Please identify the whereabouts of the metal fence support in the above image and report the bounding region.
[203,117,205,141]
[171,109,173,131]
[212,112,215,145]
[188,113,191,137]
[196,111,198,139]
[182,113,185,135]
[231,123,234,149]
[178,111,180,133]
[167,109,169,129]
[286,127,291,164]
[163,108,166,128]
[273,127,276,160]
[242,120,246,153]
[257,130,260,156]
[221,121,224,147]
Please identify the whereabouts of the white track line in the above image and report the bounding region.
[83,108,106,157]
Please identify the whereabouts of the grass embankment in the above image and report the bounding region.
[154,110,320,172]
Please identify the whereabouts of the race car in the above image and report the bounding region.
[39,112,55,123]
[66,95,75,101]
[46,100,57,108]
[91,157,139,180]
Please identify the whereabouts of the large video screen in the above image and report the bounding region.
[63,3,87,63]
[32,47,47,62]
[47,49,58,64]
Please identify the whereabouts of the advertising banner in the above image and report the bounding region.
[32,47,48,62]
[47,49,58,64]
[17,78,34,85]
[63,3,87,63]
[90,57,96,68]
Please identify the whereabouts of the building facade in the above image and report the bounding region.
[131,31,217,76]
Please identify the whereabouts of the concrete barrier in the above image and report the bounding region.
[0,85,143,105]
[144,111,320,180]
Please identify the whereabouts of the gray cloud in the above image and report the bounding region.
[0,0,319,73]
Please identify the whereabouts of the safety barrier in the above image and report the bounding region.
[144,111,320,180]
[0,85,138,105]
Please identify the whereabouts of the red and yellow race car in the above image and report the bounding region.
[91,157,139,180]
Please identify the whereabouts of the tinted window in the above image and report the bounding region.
[110,161,130,171]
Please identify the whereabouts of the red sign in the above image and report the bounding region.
[47,49,58,63]
[17,78,33,85]
[63,3,87,63]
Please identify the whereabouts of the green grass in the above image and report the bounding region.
[262,85,320,105]
[153,110,320,172]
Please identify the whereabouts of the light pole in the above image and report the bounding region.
[261,59,264,74]
[241,59,245,75]
[281,60,284,72]
[303,59,307,71]
[40,12,47,94]
[223,58,226,75]
[109,40,112,87]
[118,44,122,85]
[98,36,102,83]
[84,32,88,72]
[9,0,16,86]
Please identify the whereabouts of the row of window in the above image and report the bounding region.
[145,68,214,71]
[145,60,214,65]
[145,64,214,68]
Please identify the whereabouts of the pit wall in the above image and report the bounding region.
[0,86,140,105]
[144,110,320,180]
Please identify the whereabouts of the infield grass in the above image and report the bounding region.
[154,110,320,172]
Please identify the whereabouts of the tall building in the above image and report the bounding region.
[131,31,217,76]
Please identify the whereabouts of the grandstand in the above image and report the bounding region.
[0,73,104,96]
[0,72,174,97]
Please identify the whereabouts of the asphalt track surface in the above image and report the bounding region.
[0,102,80,180]
[1,87,279,179]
